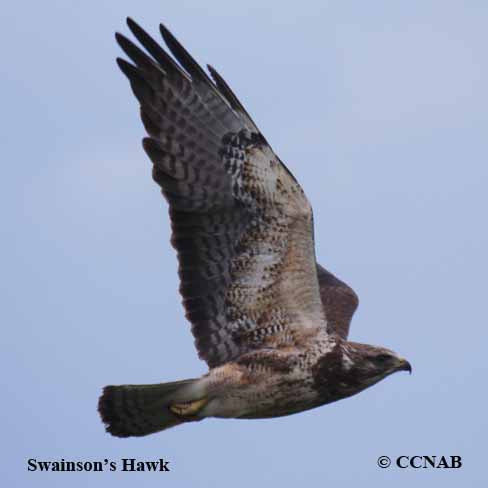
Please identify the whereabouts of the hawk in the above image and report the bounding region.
[98,18,411,437]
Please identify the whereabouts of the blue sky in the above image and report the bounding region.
[3,1,487,486]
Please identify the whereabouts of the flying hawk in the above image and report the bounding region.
[98,18,411,437]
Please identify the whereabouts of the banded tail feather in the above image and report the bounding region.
[98,378,202,437]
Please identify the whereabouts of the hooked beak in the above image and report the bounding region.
[397,358,412,374]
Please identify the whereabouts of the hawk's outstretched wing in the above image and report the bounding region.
[116,18,327,367]
[316,264,359,339]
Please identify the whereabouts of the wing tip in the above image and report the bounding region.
[114,31,126,46]
[206,63,217,78]
[126,16,146,39]
[159,22,172,41]
[115,56,136,76]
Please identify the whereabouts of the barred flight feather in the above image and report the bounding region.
[115,18,358,367]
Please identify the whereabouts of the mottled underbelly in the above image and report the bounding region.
[207,373,325,420]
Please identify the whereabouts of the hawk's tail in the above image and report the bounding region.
[98,378,205,437]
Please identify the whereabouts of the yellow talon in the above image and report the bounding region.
[170,397,208,417]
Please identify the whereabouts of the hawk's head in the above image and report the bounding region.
[345,341,411,381]
[313,341,411,401]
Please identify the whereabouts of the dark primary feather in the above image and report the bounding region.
[126,17,191,83]
[116,19,355,367]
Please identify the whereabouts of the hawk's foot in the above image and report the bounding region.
[170,397,208,418]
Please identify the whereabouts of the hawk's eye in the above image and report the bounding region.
[375,354,391,363]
